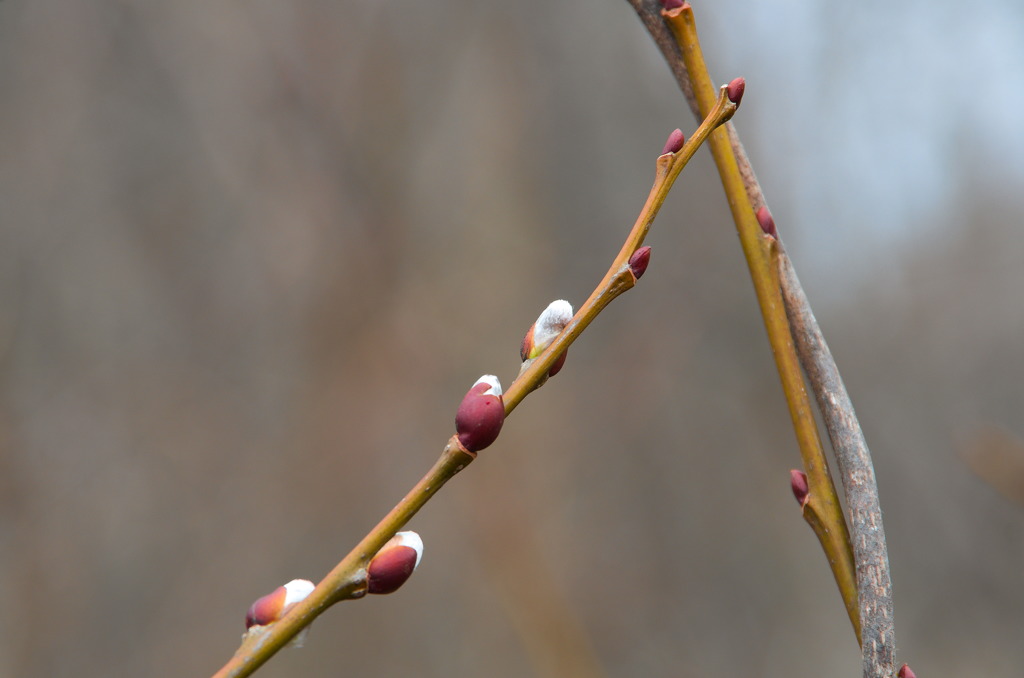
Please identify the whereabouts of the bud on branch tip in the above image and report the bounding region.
[455,375,505,452]
[898,665,916,678]
[661,128,685,155]
[727,77,745,106]
[368,531,424,595]
[520,300,573,377]
[659,0,684,10]
[790,469,809,508]
[629,246,652,280]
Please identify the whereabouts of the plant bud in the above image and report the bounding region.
[756,205,777,238]
[727,77,745,106]
[661,128,685,155]
[455,375,505,452]
[628,246,652,280]
[659,0,684,10]
[368,531,424,595]
[245,579,315,630]
[898,665,917,678]
[520,300,573,376]
[790,469,809,508]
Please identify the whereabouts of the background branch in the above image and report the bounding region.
[777,246,896,678]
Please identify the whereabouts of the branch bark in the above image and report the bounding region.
[777,247,896,678]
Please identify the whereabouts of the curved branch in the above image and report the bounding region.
[777,247,896,678]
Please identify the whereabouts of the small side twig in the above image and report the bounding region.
[625,0,765,215]
[776,244,896,678]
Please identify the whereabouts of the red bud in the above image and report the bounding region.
[898,665,917,678]
[790,469,809,507]
[727,77,745,106]
[661,128,685,155]
[245,579,314,629]
[368,532,423,595]
[628,246,652,280]
[659,0,684,9]
[455,376,505,452]
[519,325,534,362]
[756,205,777,238]
[246,587,286,629]
[547,350,568,377]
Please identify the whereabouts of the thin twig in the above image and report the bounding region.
[210,88,739,678]
[776,245,896,678]
[625,1,764,212]
[505,88,738,412]
[212,440,474,678]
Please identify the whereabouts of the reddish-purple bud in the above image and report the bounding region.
[898,665,917,678]
[519,328,532,362]
[661,128,685,155]
[790,469,809,507]
[756,205,777,238]
[659,0,684,10]
[547,350,568,377]
[245,579,315,629]
[455,375,505,452]
[727,77,745,106]
[628,246,652,280]
[368,531,424,595]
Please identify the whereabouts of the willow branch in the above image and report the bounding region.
[210,90,738,678]
[505,88,738,412]
[648,0,861,641]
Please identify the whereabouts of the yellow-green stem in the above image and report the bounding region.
[211,93,737,678]
[662,3,860,642]
[212,440,475,678]
[504,87,737,413]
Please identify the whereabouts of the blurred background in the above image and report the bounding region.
[1,0,1022,676]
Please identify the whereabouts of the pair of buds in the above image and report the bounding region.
[244,531,424,632]
[454,251,654,455]
[453,299,574,454]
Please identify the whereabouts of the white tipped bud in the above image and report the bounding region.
[530,300,573,358]
[245,579,315,630]
[455,375,505,452]
[520,300,573,377]
[281,579,315,606]
[472,374,502,397]
[368,531,424,594]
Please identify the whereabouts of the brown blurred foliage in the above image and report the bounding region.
[0,2,1021,677]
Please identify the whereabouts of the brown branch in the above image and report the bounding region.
[776,245,896,678]
[625,0,699,119]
